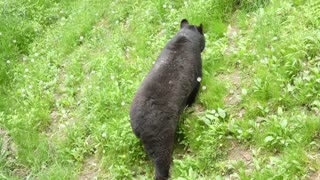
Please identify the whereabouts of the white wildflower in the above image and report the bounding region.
[202,86,207,90]
[59,124,66,129]
[252,50,256,55]
[102,132,107,138]
[261,57,268,64]
[271,46,275,52]
[241,89,247,95]
[197,77,202,82]
[62,114,67,118]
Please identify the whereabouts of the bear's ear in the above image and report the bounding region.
[197,24,203,35]
[180,19,189,29]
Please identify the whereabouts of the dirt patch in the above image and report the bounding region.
[222,21,242,107]
[79,155,101,180]
[193,104,206,114]
[227,141,254,169]
[0,128,30,177]
[0,128,16,155]
[307,152,320,180]
[308,171,320,180]
[221,21,246,118]
[218,71,242,107]
[46,66,72,140]
[95,18,109,28]
[225,141,254,179]
[225,24,240,56]
[0,128,17,164]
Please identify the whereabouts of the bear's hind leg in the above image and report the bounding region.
[154,155,171,180]
[154,139,174,180]
[143,132,174,180]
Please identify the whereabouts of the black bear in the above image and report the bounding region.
[130,19,205,180]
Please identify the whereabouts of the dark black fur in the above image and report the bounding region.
[130,19,205,180]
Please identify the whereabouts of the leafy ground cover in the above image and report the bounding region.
[0,0,319,179]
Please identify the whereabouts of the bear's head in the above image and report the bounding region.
[180,19,205,52]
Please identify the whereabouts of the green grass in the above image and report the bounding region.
[0,0,319,179]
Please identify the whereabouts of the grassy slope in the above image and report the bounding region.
[0,0,319,179]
